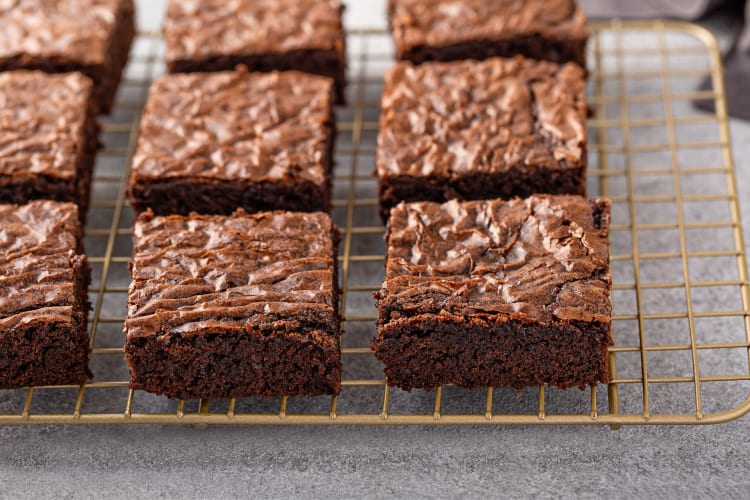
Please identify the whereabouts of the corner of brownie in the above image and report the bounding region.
[373,195,612,392]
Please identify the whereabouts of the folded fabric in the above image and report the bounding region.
[578,0,730,19]
[580,0,750,120]
[696,44,750,119]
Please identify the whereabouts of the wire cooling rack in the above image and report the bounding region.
[1,20,749,427]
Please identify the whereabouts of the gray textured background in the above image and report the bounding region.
[1,1,750,498]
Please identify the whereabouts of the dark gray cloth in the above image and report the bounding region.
[696,43,750,119]
[579,0,730,19]
[580,0,750,119]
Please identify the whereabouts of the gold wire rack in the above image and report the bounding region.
[1,20,749,427]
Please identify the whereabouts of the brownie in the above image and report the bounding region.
[0,201,91,389]
[0,71,99,221]
[373,195,612,391]
[389,0,588,67]
[128,69,336,217]
[377,57,588,221]
[164,0,347,104]
[124,210,342,400]
[0,0,136,114]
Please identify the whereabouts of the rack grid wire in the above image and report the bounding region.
[1,20,749,427]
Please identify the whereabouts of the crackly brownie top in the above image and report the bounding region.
[165,0,344,64]
[0,0,131,66]
[389,0,588,53]
[126,210,337,338]
[0,200,82,328]
[379,195,611,324]
[377,57,587,179]
[130,70,333,186]
[0,71,92,181]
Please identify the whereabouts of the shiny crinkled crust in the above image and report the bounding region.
[130,70,333,186]
[0,71,92,180]
[0,200,82,328]
[379,195,611,325]
[0,0,127,66]
[389,0,588,51]
[125,210,338,339]
[377,57,588,180]
[164,0,345,63]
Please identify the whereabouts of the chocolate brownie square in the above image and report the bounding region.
[377,57,588,221]
[124,210,342,400]
[128,69,336,216]
[0,201,91,389]
[164,0,347,103]
[0,71,99,221]
[389,0,588,67]
[0,0,136,113]
[373,195,612,391]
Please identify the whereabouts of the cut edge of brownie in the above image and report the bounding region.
[97,0,136,114]
[126,325,342,400]
[372,314,611,392]
[0,202,92,389]
[129,177,331,217]
[377,160,587,222]
[124,210,343,400]
[168,49,348,106]
[393,36,588,69]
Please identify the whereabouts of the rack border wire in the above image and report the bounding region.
[2,20,749,426]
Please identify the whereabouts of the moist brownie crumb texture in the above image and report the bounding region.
[0,0,135,113]
[0,71,99,220]
[0,201,91,389]
[164,0,347,103]
[128,70,336,217]
[373,195,612,391]
[377,57,588,220]
[389,0,588,66]
[124,210,342,400]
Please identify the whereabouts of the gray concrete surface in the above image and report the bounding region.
[1,423,748,498]
[1,1,750,498]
